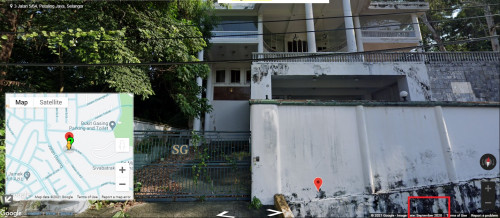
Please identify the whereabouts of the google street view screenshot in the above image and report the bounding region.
[0,0,499,217]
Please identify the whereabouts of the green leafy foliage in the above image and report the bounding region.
[1,1,218,126]
[249,196,263,210]
[134,182,142,192]
[420,0,500,51]
[191,132,212,185]
[113,210,130,218]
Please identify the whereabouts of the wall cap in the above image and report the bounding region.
[249,100,500,107]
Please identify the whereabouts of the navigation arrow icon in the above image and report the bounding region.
[2,195,13,204]
[216,211,235,218]
[267,209,283,217]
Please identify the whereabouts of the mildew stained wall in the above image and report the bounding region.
[251,62,432,101]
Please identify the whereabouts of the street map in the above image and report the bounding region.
[5,93,134,200]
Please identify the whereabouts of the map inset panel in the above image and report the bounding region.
[5,93,134,201]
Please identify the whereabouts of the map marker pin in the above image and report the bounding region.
[65,132,74,150]
[24,171,31,181]
[67,137,74,150]
[109,121,116,130]
[314,177,323,192]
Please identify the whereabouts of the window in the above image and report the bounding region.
[288,40,308,52]
[231,70,240,83]
[246,70,251,84]
[216,70,225,83]
[317,47,327,52]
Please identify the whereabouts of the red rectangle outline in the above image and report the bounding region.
[408,196,451,218]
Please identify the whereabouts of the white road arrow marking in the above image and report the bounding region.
[217,211,235,218]
[267,209,283,217]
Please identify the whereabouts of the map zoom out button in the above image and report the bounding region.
[115,177,129,192]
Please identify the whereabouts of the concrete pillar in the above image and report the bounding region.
[353,15,364,52]
[193,50,204,132]
[305,3,317,53]
[258,14,264,53]
[204,67,213,131]
[251,104,281,205]
[343,0,357,52]
[411,13,423,52]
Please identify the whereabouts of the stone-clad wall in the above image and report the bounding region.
[427,62,500,102]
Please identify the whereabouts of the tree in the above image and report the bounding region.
[420,0,500,51]
[0,1,219,127]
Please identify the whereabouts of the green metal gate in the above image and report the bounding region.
[133,130,251,201]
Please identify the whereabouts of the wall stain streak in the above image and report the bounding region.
[288,178,499,217]
[252,64,290,84]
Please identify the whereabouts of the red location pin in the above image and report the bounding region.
[65,132,74,140]
[314,177,323,191]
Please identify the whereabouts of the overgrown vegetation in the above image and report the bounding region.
[0,1,220,127]
[0,120,6,216]
[249,196,263,210]
[191,132,212,186]
[420,0,499,51]
[88,200,135,217]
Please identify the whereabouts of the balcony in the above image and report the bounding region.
[211,16,258,44]
[252,52,500,63]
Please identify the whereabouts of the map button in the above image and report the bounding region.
[1,195,13,205]
[115,163,130,192]
[115,177,129,192]
[115,138,130,153]
[9,97,34,108]
[115,163,129,177]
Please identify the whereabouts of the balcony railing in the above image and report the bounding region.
[362,30,416,38]
[211,31,258,39]
[369,0,429,10]
[252,52,500,63]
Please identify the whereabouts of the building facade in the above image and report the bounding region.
[197,1,500,215]
[200,0,499,132]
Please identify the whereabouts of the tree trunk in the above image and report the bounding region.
[0,7,19,63]
[420,13,447,51]
[483,5,500,52]
[0,6,20,91]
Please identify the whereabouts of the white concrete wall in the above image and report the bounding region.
[251,62,431,101]
[250,104,499,205]
[206,100,250,131]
